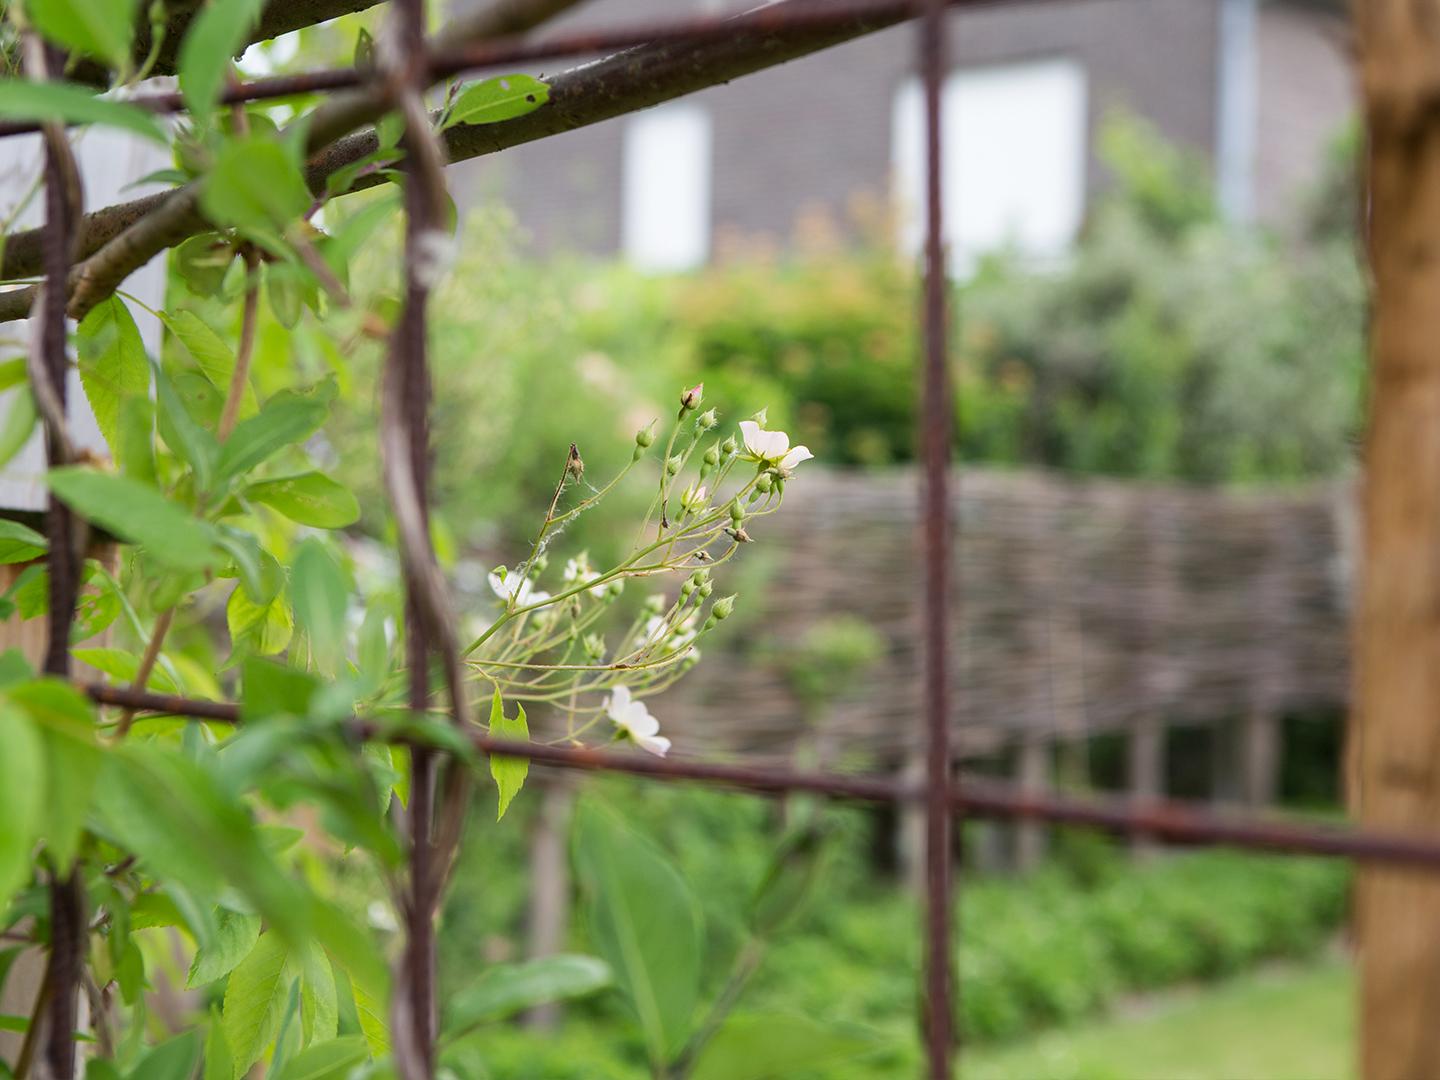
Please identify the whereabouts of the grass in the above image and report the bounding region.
[964,958,1353,1080]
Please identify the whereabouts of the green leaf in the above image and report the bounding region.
[0,386,37,472]
[214,385,331,486]
[26,0,138,69]
[300,945,338,1044]
[154,366,219,491]
[178,0,268,125]
[188,908,261,988]
[488,690,528,821]
[129,1030,201,1080]
[0,520,46,565]
[163,311,251,414]
[215,529,283,605]
[445,955,610,1035]
[227,586,293,657]
[245,472,359,529]
[689,1014,877,1080]
[351,978,388,1060]
[86,1060,123,1080]
[222,931,292,1079]
[0,704,44,913]
[175,235,238,298]
[117,395,157,487]
[273,1035,367,1080]
[290,540,347,677]
[47,468,218,572]
[445,75,549,129]
[94,743,308,939]
[203,1010,234,1080]
[73,646,177,691]
[573,801,702,1065]
[9,679,101,873]
[240,657,317,721]
[0,81,164,142]
[77,298,150,462]
[201,136,310,239]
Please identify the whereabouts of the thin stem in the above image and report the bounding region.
[113,606,175,739]
[217,247,261,441]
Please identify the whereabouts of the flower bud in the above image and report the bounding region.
[680,382,704,412]
[698,408,718,430]
[681,579,695,598]
[712,594,737,620]
[726,526,752,544]
[729,499,745,525]
[703,446,720,467]
[698,581,713,599]
[756,472,774,494]
[583,633,607,661]
[721,436,738,457]
[750,407,768,426]
[665,454,682,476]
[635,424,656,448]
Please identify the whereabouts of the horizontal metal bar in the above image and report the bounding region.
[0,0,998,139]
[82,681,1440,869]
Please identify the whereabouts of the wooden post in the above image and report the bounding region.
[1128,714,1164,855]
[1353,5,1440,1076]
[523,776,576,1031]
[1014,737,1050,870]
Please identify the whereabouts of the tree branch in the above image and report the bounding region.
[0,0,922,324]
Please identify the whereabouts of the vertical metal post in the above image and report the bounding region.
[918,0,955,1075]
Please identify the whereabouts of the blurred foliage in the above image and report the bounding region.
[441,781,1349,1077]
[330,116,1364,567]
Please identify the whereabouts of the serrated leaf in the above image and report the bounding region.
[245,472,359,529]
[188,909,261,988]
[300,944,338,1044]
[47,468,217,572]
[0,704,44,913]
[214,385,331,486]
[222,931,291,1079]
[77,298,150,463]
[445,955,610,1035]
[178,0,268,126]
[445,75,549,129]
[201,136,310,240]
[488,691,528,821]
[351,978,388,1060]
[0,519,46,565]
[26,0,138,70]
[0,81,164,142]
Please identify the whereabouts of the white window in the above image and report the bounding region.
[892,59,1088,270]
[622,103,713,272]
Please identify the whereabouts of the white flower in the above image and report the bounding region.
[604,685,671,757]
[680,484,708,513]
[642,613,698,652]
[563,554,605,595]
[488,569,551,607]
[738,420,814,472]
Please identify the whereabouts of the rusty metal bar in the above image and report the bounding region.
[0,0,1022,140]
[83,682,1440,869]
[917,0,955,1072]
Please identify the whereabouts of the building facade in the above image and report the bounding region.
[452,0,1353,268]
